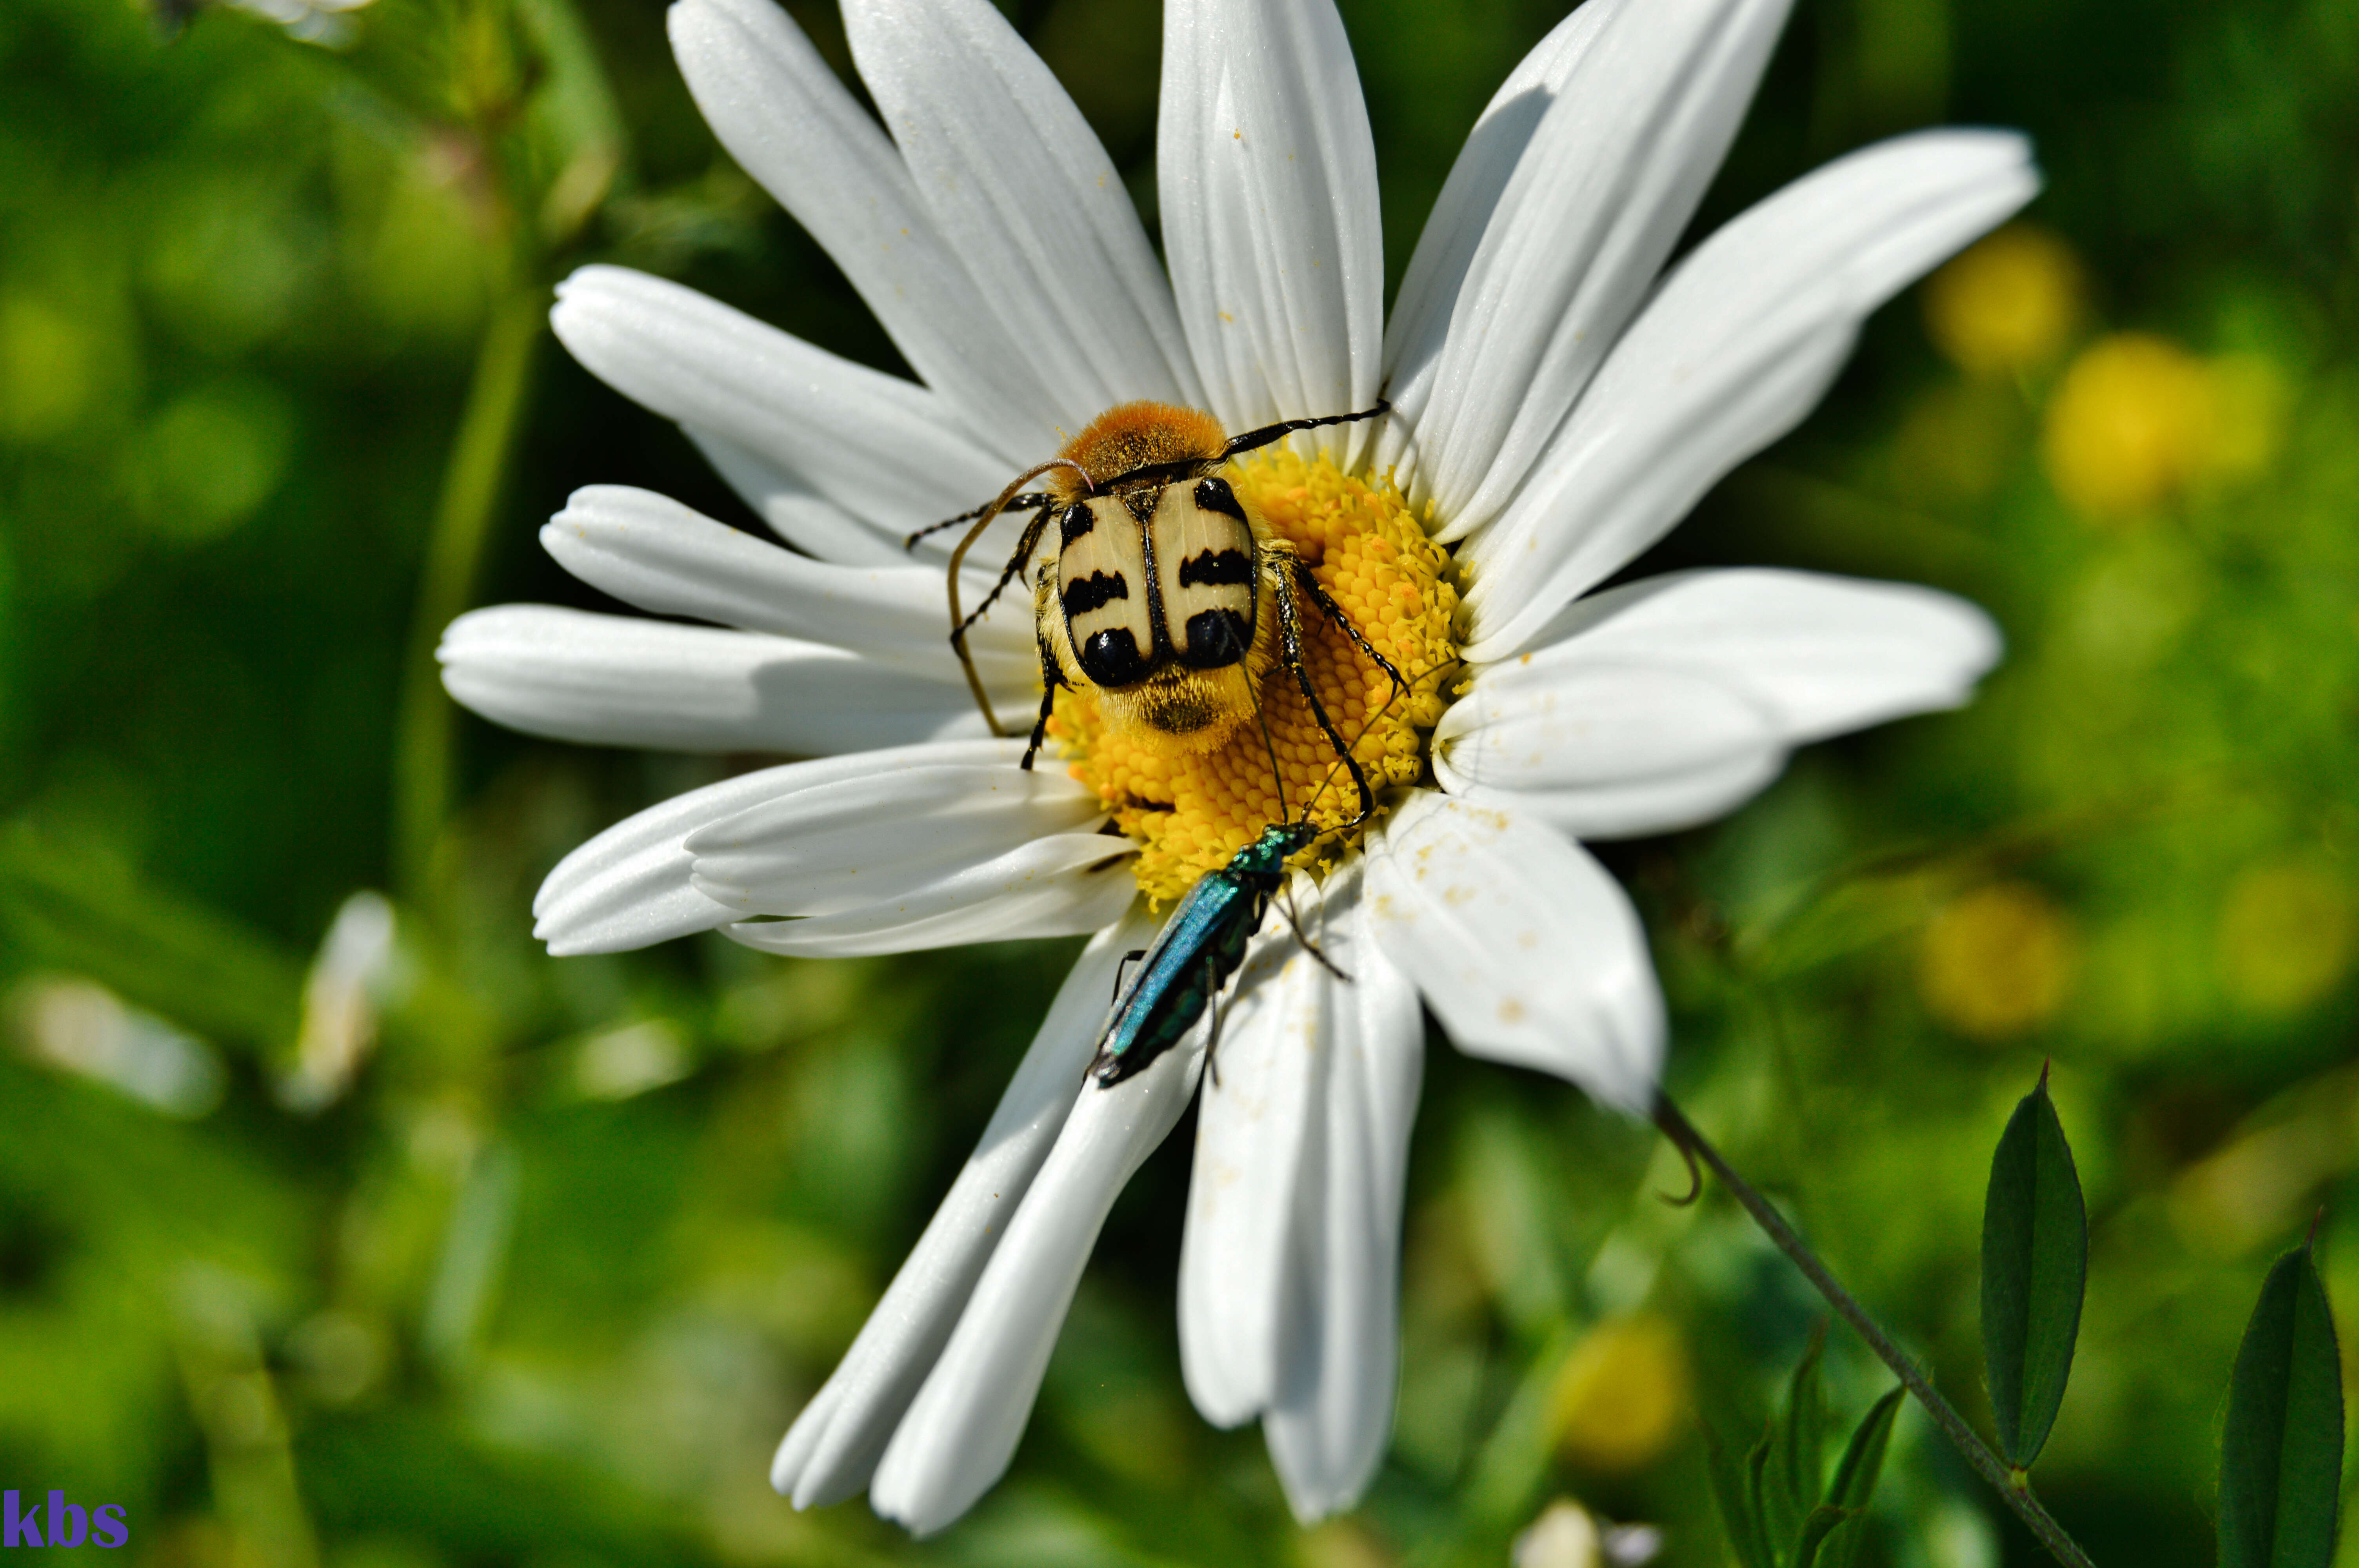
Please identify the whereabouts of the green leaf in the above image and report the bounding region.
[1818,1514,1876,1568]
[1775,1323,1829,1524]
[1826,1386,1905,1509]
[1760,1325,1826,1550]
[1747,1431,1777,1567]
[1980,1065,2087,1467]
[2219,1240,2345,1568]
[1703,1422,1775,1568]
[1821,1388,1905,1568]
[1790,1505,1857,1568]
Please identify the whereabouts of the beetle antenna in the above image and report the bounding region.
[1221,400,1391,461]
[1089,403,1396,494]
[946,458,1092,736]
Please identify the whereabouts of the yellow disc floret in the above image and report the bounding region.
[1049,447,1460,905]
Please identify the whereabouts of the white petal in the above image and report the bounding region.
[439,604,1021,757]
[1263,878,1423,1521]
[1158,0,1382,454]
[1391,0,1793,534]
[1436,662,1789,840]
[540,486,1030,684]
[1376,0,1617,486]
[1177,891,1326,1427]
[843,0,1203,424]
[1363,791,1661,1112]
[530,739,1018,955]
[666,0,1062,458]
[1495,564,2000,740]
[773,908,1155,1507]
[685,428,1067,617]
[1461,321,1853,648]
[549,267,1008,543]
[1459,131,2039,660]
[1442,570,2002,837]
[687,763,1106,916]
[871,1007,1209,1535]
[720,833,1138,957]
[683,429,906,568]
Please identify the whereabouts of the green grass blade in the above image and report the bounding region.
[1980,1066,2087,1467]
[2219,1241,2345,1568]
[0,824,305,1051]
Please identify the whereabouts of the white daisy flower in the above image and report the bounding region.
[440,0,2035,1534]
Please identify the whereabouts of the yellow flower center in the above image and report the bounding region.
[1048,448,1461,905]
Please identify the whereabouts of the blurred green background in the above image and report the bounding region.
[1,0,2355,1564]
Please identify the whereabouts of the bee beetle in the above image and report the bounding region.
[911,400,1405,824]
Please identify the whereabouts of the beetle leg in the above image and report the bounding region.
[1021,633,1065,771]
[1292,559,1410,708]
[948,465,1077,736]
[903,489,1052,552]
[1272,564,1376,825]
[953,504,1054,644]
[1202,953,1223,1091]
[1274,880,1351,982]
[1112,948,1148,1003]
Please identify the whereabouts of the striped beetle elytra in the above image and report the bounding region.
[912,399,1407,822]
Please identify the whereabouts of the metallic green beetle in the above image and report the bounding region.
[1087,819,1321,1088]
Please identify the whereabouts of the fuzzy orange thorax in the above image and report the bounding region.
[1050,401,1227,497]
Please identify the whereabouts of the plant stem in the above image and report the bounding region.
[391,287,545,904]
[1653,1094,2099,1568]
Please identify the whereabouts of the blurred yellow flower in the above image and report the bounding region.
[1917,882,2078,1040]
[1548,1313,1690,1474]
[1923,224,2083,377]
[2040,333,2215,519]
[2216,857,2355,1014]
